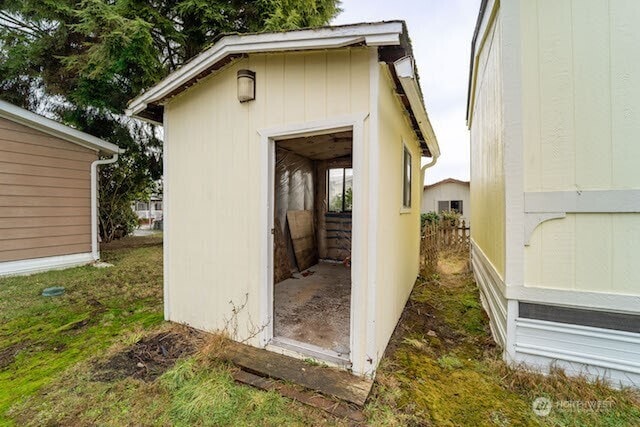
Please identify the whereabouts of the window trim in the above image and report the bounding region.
[401,142,412,213]
[437,199,464,215]
[327,167,353,213]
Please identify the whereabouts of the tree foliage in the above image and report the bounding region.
[0,0,340,240]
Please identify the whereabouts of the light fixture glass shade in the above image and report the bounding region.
[237,69,256,102]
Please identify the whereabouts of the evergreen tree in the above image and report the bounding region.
[0,0,341,240]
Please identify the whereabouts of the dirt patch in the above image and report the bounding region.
[0,341,30,370]
[93,327,204,382]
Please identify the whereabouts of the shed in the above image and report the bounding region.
[421,178,470,223]
[467,0,640,387]
[128,21,440,376]
[0,100,122,276]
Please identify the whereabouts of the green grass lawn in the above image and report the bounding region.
[0,238,638,426]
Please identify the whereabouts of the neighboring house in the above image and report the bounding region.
[134,194,163,223]
[128,21,440,377]
[421,178,470,222]
[0,100,122,277]
[468,0,640,387]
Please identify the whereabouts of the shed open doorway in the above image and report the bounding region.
[272,131,353,364]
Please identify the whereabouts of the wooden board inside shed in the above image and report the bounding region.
[273,218,292,283]
[286,210,318,271]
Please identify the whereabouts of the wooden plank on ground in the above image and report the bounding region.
[286,210,318,271]
[233,370,365,422]
[223,342,373,406]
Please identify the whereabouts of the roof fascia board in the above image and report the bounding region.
[0,100,122,154]
[127,22,404,117]
[394,56,440,159]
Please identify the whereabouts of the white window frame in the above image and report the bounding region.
[400,141,412,213]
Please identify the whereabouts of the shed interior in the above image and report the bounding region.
[272,131,353,361]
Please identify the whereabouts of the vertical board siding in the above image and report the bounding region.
[0,118,95,262]
[523,0,640,296]
[470,14,505,278]
[611,0,640,188]
[164,48,371,345]
[573,0,612,188]
[537,0,575,190]
[374,65,422,361]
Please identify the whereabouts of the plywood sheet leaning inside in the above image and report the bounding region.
[286,210,318,271]
[273,218,292,283]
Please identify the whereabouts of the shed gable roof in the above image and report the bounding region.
[424,178,470,190]
[126,21,439,158]
[0,100,122,154]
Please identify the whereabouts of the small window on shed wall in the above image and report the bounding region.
[437,201,449,213]
[402,146,412,208]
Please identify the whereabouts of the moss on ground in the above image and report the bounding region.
[1,240,638,426]
[365,250,640,426]
[0,236,164,425]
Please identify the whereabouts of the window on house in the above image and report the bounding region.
[328,168,353,212]
[154,202,163,211]
[437,200,463,214]
[402,146,412,208]
[136,202,148,211]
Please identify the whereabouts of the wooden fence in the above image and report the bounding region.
[420,219,470,276]
[439,219,470,249]
[420,222,439,276]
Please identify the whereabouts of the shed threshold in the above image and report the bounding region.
[267,336,351,368]
[222,341,372,406]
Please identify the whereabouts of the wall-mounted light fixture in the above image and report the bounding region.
[237,69,256,102]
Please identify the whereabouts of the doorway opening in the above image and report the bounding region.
[271,130,353,363]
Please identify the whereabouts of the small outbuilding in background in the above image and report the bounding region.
[421,178,470,223]
[128,21,439,377]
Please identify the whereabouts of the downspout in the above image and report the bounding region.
[91,153,120,261]
[392,56,441,188]
[420,154,439,191]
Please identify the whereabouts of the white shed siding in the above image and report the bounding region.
[164,48,371,346]
[421,181,470,222]
[521,0,640,296]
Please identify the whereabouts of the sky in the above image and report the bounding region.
[332,0,481,184]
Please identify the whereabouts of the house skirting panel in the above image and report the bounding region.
[0,252,94,277]
[514,318,640,389]
[471,241,508,347]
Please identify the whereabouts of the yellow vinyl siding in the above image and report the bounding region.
[469,13,505,278]
[164,48,371,343]
[0,118,95,262]
[522,0,640,295]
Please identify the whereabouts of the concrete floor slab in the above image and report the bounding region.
[274,261,351,357]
